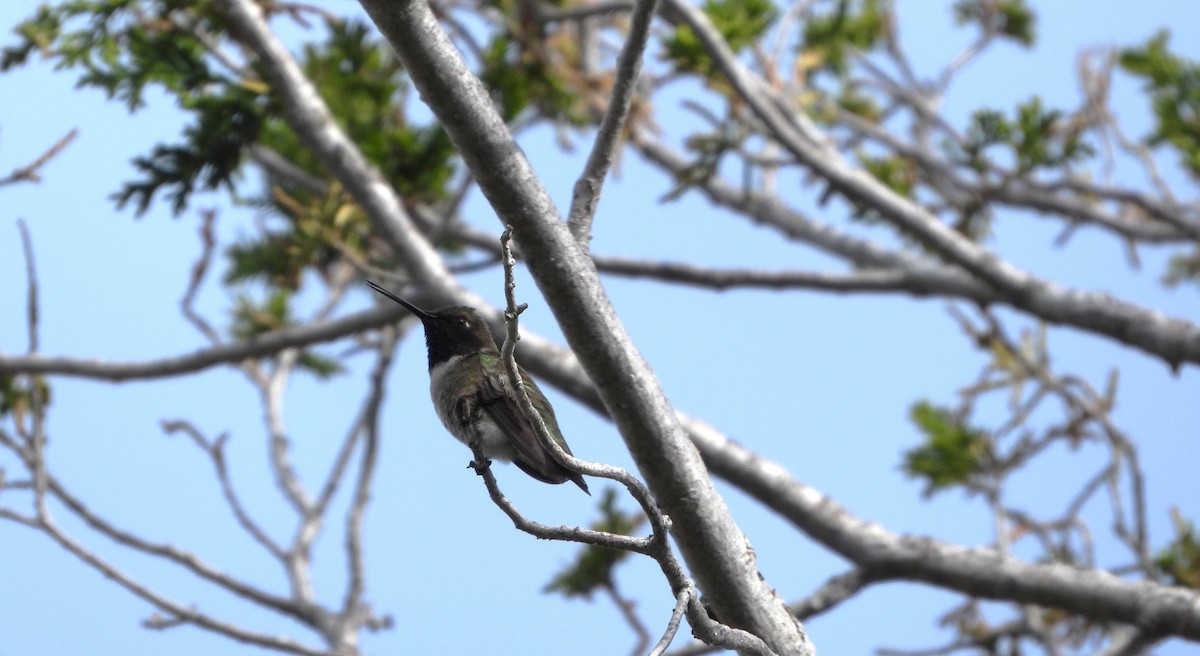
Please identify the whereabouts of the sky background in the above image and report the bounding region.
[1,1,1199,655]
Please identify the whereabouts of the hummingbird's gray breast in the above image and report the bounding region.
[428,355,516,460]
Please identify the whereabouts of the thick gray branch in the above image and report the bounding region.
[660,0,1200,369]
[685,419,1200,641]
[214,0,450,294]
[355,1,814,653]
[6,297,1198,641]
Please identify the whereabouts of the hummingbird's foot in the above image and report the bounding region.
[468,457,493,476]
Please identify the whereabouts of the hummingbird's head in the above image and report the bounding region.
[366,281,498,364]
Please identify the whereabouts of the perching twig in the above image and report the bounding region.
[493,225,778,656]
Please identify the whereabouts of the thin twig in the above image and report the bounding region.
[647,587,692,656]
[30,513,331,656]
[603,580,651,656]
[161,420,286,559]
[340,325,396,633]
[17,220,47,516]
[494,225,777,656]
[0,429,318,626]
[567,0,661,248]
[0,129,77,187]
[0,305,406,381]
[182,209,222,344]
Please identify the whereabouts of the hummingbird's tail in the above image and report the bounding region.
[568,472,591,495]
[513,458,590,495]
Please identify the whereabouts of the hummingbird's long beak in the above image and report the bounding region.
[366,280,434,320]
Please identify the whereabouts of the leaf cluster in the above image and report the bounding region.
[902,400,991,497]
[1,0,265,218]
[955,97,1094,175]
[1120,30,1200,179]
[663,0,777,79]
[230,290,343,378]
[1156,509,1200,589]
[227,183,375,288]
[951,0,1036,47]
[3,6,457,218]
[544,488,646,598]
[275,19,455,201]
[479,35,590,126]
[1,1,260,216]
[1163,248,1200,289]
[799,0,884,78]
[0,374,51,420]
[232,21,462,289]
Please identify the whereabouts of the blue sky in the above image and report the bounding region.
[2,1,1199,655]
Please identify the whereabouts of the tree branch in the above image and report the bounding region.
[0,305,404,380]
[357,2,815,652]
[566,0,660,247]
[686,419,1200,641]
[495,225,777,656]
[213,0,452,295]
[0,129,77,187]
[658,0,1200,369]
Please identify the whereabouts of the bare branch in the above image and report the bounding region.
[161,420,286,559]
[494,225,778,656]
[181,209,222,344]
[31,514,332,656]
[340,326,396,633]
[538,0,636,23]
[658,0,1200,369]
[17,219,47,516]
[605,581,651,656]
[0,129,77,187]
[567,0,660,247]
[0,305,403,381]
[685,419,1200,641]
[360,1,815,651]
[790,568,880,620]
[595,255,991,298]
[261,351,315,517]
[647,587,691,656]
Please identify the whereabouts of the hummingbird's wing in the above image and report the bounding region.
[477,363,589,493]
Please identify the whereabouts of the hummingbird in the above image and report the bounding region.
[367,281,589,494]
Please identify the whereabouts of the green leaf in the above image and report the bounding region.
[0,374,52,419]
[800,0,885,77]
[663,0,777,78]
[296,352,345,379]
[902,400,990,496]
[227,289,344,378]
[1156,509,1200,588]
[1120,31,1200,179]
[952,0,1036,47]
[1163,247,1200,288]
[262,19,456,201]
[1,4,62,71]
[225,235,306,289]
[952,98,1093,175]
[231,289,295,339]
[544,488,646,598]
[114,87,263,216]
[851,152,916,225]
